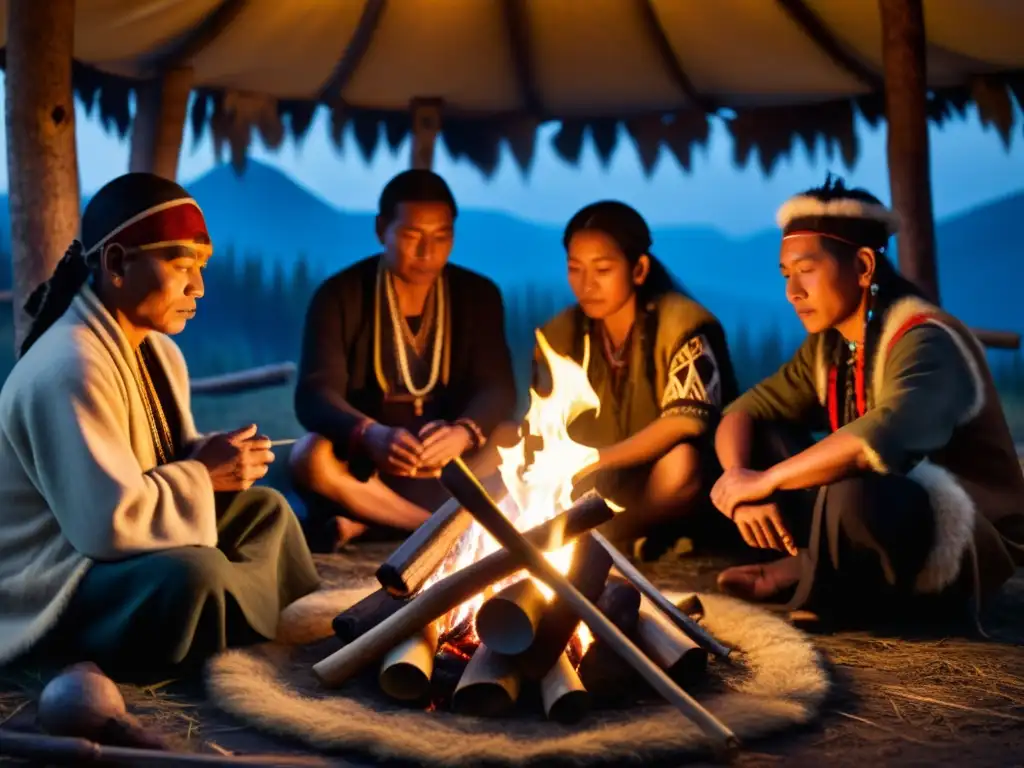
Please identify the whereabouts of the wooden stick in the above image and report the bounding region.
[475,578,548,655]
[636,597,709,686]
[540,652,591,724]
[331,589,408,644]
[591,530,732,659]
[190,363,295,396]
[312,492,613,686]
[376,476,507,597]
[378,622,440,702]
[439,459,739,758]
[451,644,521,718]
[0,729,331,766]
[515,532,612,680]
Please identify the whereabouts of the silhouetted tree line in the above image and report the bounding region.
[0,248,1022,422]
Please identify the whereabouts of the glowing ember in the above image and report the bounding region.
[426,330,605,653]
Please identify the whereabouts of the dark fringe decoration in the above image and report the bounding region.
[970,77,1016,148]
[662,110,709,172]
[189,90,212,148]
[624,116,664,176]
[351,114,381,162]
[279,100,317,144]
[2,52,1017,179]
[589,119,619,167]
[72,62,101,118]
[329,106,348,149]
[551,120,586,165]
[441,120,503,177]
[383,112,409,152]
[97,77,133,138]
[504,117,539,175]
[728,100,858,175]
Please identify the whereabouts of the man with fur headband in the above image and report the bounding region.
[710,175,1024,626]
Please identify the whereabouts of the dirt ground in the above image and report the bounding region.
[2,545,1023,768]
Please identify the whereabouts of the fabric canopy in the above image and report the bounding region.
[0,0,1021,175]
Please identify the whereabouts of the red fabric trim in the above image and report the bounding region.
[855,343,866,418]
[886,312,939,358]
[109,203,209,251]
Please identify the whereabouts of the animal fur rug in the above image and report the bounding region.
[204,584,829,765]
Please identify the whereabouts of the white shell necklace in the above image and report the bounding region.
[381,265,446,416]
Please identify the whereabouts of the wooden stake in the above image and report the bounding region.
[591,531,732,659]
[879,0,939,302]
[4,0,80,352]
[409,98,442,170]
[376,475,507,597]
[129,68,194,181]
[440,459,739,758]
[0,729,330,766]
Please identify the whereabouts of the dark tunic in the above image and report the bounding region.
[539,292,739,549]
[294,256,518,517]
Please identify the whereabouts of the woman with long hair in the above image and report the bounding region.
[539,201,739,558]
[0,172,320,682]
[711,176,1024,626]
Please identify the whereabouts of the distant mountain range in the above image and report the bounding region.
[1,160,1021,343]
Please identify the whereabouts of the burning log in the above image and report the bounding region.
[376,476,508,597]
[515,533,613,680]
[312,492,614,687]
[591,530,732,659]
[439,458,739,757]
[540,652,591,724]
[332,589,408,644]
[577,579,644,706]
[475,578,548,655]
[451,643,521,717]
[378,622,441,703]
[636,598,708,687]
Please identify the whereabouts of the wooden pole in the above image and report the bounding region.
[409,98,442,170]
[5,0,81,352]
[878,0,939,303]
[129,68,194,181]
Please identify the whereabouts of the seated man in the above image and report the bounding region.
[710,176,1024,627]
[290,170,518,551]
[0,173,320,683]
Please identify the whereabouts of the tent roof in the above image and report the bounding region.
[2,0,1022,175]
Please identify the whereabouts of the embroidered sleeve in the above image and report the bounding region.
[839,325,980,474]
[660,333,722,423]
[725,335,822,426]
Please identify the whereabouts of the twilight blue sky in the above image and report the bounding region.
[0,74,1021,237]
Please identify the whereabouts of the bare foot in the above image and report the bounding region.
[333,517,368,550]
[717,556,802,601]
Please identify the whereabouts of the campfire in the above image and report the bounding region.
[313,331,737,754]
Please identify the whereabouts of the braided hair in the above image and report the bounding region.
[562,200,688,305]
[19,172,198,357]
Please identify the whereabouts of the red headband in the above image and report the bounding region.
[781,230,860,248]
[85,199,211,257]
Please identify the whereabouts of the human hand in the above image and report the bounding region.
[362,423,424,476]
[731,503,797,555]
[711,467,776,519]
[416,421,473,471]
[190,424,275,492]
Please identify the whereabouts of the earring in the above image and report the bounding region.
[867,282,879,323]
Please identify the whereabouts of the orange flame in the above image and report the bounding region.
[428,330,605,652]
